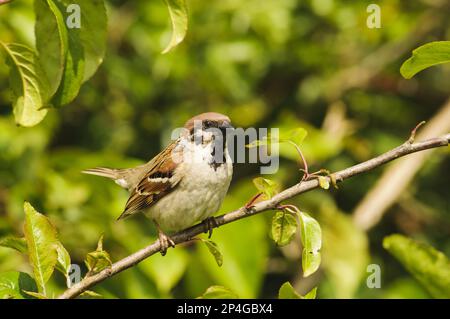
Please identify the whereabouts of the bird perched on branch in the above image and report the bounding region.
[83,112,234,255]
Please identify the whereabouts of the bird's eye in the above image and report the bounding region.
[204,120,213,128]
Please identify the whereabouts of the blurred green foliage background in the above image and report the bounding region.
[0,0,449,298]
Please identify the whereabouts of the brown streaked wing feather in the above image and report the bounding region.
[117,141,182,220]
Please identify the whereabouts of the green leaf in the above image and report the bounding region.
[23,202,58,295]
[280,128,308,146]
[162,0,188,54]
[0,236,27,254]
[55,241,71,283]
[202,239,223,267]
[400,41,450,79]
[303,287,317,299]
[252,177,279,199]
[85,235,112,274]
[299,212,322,277]
[318,176,330,190]
[34,0,107,105]
[78,290,103,299]
[0,42,50,127]
[198,285,238,299]
[35,0,84,106]
[271,212,298,246]
[278,282,317,299]
[23,290,48,299]
[0,271,38,299]
[383,234,450,298]
[278,282,301,299]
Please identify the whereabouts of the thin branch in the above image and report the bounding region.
[58,133,450,299]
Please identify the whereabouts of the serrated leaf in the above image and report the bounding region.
[23,202,58,295]
[299,212,322,277]
[271,212,298,246]
[85,235,111,274]
[162,0,188,54]
[383,234,450,298]
[278,282,317,299]
[202,239,223,267]
[0,42,50,127]
[0,236,27,254]
[253,177,279,199]
[0,271,37,299]
[400,41,450,79]
[198,285,238,299]
[318,176,330,190]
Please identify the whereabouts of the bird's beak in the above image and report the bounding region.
[219,120,234,130]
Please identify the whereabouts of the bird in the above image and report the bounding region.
[83,112,234,255]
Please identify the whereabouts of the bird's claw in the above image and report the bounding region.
[202,217,218,238]
[158,231,175,256]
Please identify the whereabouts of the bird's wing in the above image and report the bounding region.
[117,140,183,220]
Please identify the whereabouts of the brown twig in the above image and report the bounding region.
[58,133,450,299]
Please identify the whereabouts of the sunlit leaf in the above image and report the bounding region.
[198,285,238,299]
[400,41,450,79]
[202,239,223,267]
[271,212,297,246]
[55,242,71,282]
[85,235,112,275]
[23,202,58,295]
[299,212,322,277]
[23,290,48,299]
[383,234,450,298]
[0,237,27,254]
[0,271,37,299]
[162,0,188,54]
[278,282,317,299]
[280,128,308,146]
[0,42,50,126]
[252,177,279,199]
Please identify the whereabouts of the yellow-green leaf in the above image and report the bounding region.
[299,212,322,277]
[253,177,279,199]
[23,202,58,295]
[78,290,103,299]
[383,234,450,298]
[0,271,37,299]
[278,282,317,299]
[162,0,188,54]
[0,236,27,254]
[85,235,112,274]
[271,212,298,246]
[0,42,50,127]
[55,242,71,282]
[400,41,450,79]
[202,239,223,267]
[198,285,238,299]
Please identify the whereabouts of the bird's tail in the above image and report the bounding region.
[82,167,120,180]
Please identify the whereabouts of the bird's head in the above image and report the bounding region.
[183,112,233,144]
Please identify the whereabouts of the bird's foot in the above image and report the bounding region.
[202,217,218,238]
[156,226,175,256]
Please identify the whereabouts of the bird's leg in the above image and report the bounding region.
[154,221,175,256]
[202,217,218,239]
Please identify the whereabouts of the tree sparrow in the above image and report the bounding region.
[83,112,234,254]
